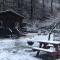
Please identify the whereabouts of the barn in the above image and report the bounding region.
[0,10,24,38]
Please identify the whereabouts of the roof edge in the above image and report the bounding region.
[0,9,25,18]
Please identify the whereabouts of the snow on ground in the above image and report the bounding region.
[0,33,44,60]
[17,33,54,47]
[0,49,41,60]
[0,38,41,60]
[0,39,15,49]
[0,33,59,60]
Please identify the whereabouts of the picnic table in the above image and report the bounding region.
[28,40,60,59]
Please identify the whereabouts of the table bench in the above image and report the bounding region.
[32,47,55,53]
[32,47,60,60]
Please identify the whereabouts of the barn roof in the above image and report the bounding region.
[0,10,24,22]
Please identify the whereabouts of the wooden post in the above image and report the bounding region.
[36,42,42,56]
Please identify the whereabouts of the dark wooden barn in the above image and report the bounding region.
[0,10,24,38]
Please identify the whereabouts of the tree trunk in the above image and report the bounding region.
[51,0,53,13]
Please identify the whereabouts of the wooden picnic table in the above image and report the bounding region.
[35,40,60,56]
[28,40,60,59]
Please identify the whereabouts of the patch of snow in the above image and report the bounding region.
[0,33,55,60]
[0,39,15,49]
[0,49,40,60]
